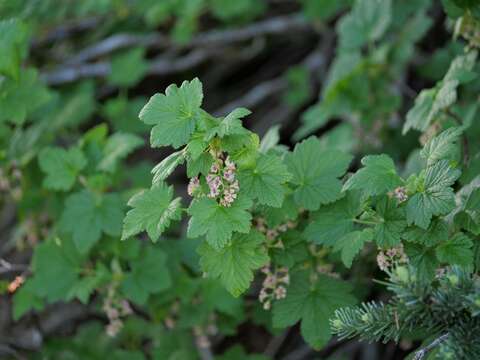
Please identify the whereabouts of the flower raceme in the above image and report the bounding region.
[207,155,240,207]
[190,152,240,207]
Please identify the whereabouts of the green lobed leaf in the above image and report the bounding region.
[186,132,209,160]
[152,329,197,360]
[121,247,171,304]
[259,125,281,154]
[27,239,82,303]
[217,345,269,360]
[0,19,29,79]
[52,81,97,129]
[403,51,477,134]
[406,160,461,229]
[97,132,144,173]
[108,47,148,87]
[60,190,124,254]
[187,195,252,249]
[0,68,51,125]
[198,230,269,297]
[273,271,356,349]
[140,78,203,148]
[304,191,363,246]
[337,0,392,51]
[186,151,213,177]
[12,281,44,320]
[66,263,110,304]
[151,150,186,185]
[102,96,148,134]
[283,66,310,108]
[206,107,251,140]
[238,153,292,207]
[222,132,260,169]
[435,232,473,266]
[294,101,339,141]
[39,146,87,191]
[333,228,373,268]
[405,244,439,280]
[403,88,437,134]
[420,127,462,167]
[343,154,403,196]
[286,136,352,210]
[450,176,480,234]
[122,182,182,242]
[373,197,407,248]
[402,219,449,246]
[260,195,298,228]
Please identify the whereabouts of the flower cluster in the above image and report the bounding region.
[164,300,180,329]
[254,217,297,248]
[193,315,218,349]
[316,264,340,278]
[259,265,290,310]
[436,267,447,279]
[7,275,25,294]
[419,122,441,146]
[376,245,409,272]
[455,12,480,48]
[0,162,23,201]
[187,176,200,196]
[205,154,239,207]
[102,284,133,337]
[393,186,408,202]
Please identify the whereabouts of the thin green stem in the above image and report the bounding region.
[353,218,379,226]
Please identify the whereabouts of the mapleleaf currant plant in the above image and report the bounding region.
[122,7,480,348]
[2,0,480,359]
[122,59,479,353]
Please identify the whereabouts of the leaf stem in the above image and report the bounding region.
[353,218,379,226]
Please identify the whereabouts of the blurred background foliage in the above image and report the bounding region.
[0,0,480,359]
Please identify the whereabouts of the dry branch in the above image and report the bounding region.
[64,13,310,65]
[42,49,212,85]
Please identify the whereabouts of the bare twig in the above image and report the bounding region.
[42,49,212,85]
[214,77,286,116]
[396,79,417,99]
[192,329,214,360]
[190,13,309,47]
[264,329,290,357]
[413,333,449,360]
[66,33,169,65]
[0,202,16,234]
[148,49,211,75]
[280,339,356,360]
[214,38,329,118]
[0,343,25,360]
[281,344,313,360]
[196,346,215,360]
[41,62,110,85]
[40,304,90,335]
[64,14,310,65]
[41,14,314,86]
[5,303,93,351]
[0,259,28,275]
